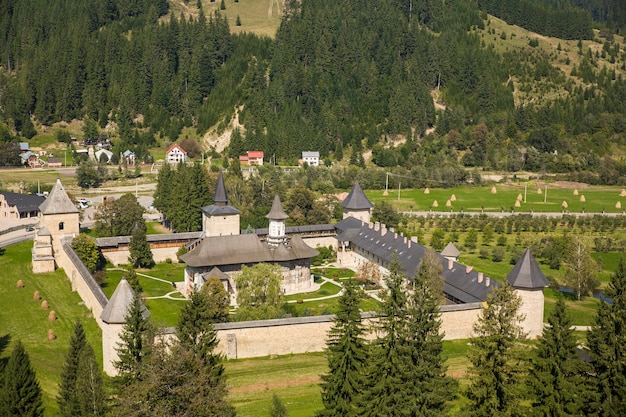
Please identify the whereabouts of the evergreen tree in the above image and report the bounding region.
[0,340,43,417]
[404,250,457,414]
[528,296,587,416]
[270,394,288,417]
[125,266,142,294]
[75,343,105,416]
[587,258,626,415]
[317,279,368,417]
[128,226,154,268]
[465,281,527,416]
[359,254,410,417]
[115,294,152,384]
[57,321,88,417]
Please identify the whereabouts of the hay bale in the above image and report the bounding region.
[621,189,626,197]
[573,189,579,195]
[516,193,523,201]
[33,290,40,301]
[383,189,388,196]
[537,188,542,194]
[450,194,457,202]
[617,201,622,209]
[445,199,452,207]
[491,186,497,194]
[514,200,521,207]
[424,187,430,194]
[41,300,49,310]
[432,200,439,207]
[580,195,586,202]
[47,329,56,341]
[16,280,24,288]
[562,201,568,209]
[48,311,57,321]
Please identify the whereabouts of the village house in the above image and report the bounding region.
[47,157,63,168]
[301,151,320,166]
[239,150,264,166]
[166,143,187,164]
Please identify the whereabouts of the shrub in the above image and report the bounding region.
[492,247,505,262]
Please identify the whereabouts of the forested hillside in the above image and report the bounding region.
[1,0,626,183]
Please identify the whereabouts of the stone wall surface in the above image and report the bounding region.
[103,247,179,266]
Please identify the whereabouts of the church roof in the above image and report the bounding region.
[214,169,228,204]
[506,248,549,289]
[180,233,318,268]
[266,194,288,220]
[441,242,460,258]
[100,278,149,324]
[39,179,79,214]
[341,182,373,210]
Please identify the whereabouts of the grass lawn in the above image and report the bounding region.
[366,184,626,214]
[0,241,103,416]
[311,267,355,279]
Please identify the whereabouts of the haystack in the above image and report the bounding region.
[33,290,40,301]
[562,201,568,209]
[491,186,497,194]
[573,189,579,195]
[580,195,586,202]
[48,311,57,321]
[514,200,521,207]
[537,188,542,194]
[445,200,452,207]
[47,329,56,341]
[516,193,523,201]
[41,300,49,310]
[450,194,457,201]
[432,200,439,207]
[424,187,430,194]
[621,189,626,197]
[617,201,622,209]
[16,280,24,288]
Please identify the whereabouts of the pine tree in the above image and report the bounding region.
[58,321,88,417]
[360,254,410,417]
[317,279,368,417]
[528,296,587,416]
[128,226,154,268]
[75,343,105,416]
[587,258,626,415]
[404,250,457,414]
[270,394,289,417]
[465,281,527,416]
[115,294,152,384]
[0,340,43,417]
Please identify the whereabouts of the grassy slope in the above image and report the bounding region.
[0,242,103,416]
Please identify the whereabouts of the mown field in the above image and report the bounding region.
[0,241,103,416]
[366,183,626,213]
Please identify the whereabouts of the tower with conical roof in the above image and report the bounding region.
[506,248,549,338]
[266,194,288,246]
[341,181,374,223]
[100,278,149,375]
[201,170,241,236]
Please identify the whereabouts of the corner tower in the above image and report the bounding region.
[341,181,373,223]
[506,248,549,338]
[201,170,241,236]
[266,194,288,246]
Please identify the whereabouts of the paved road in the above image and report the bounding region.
[0,229,35,248]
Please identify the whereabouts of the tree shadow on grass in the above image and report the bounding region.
[0,334,11,371]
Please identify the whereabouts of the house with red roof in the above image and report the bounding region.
[166,144,187,164]
[239,150,264,166]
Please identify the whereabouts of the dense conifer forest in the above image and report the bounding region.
[1,0,626,182]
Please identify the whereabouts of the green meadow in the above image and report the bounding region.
[366,184,626,214]
[0,242,103,416]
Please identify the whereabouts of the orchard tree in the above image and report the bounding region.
[0,340,43,417]
[528,296,587,416]
[465,281,527,416]
[318,279,368,417]
[586,258,626,415]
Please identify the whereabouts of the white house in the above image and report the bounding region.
[166,144,187,164]
[302,151,320,166]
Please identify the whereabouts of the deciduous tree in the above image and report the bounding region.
[200,276,231,323]
[563,237,599,301]
[71,234,103,273]
[235,263,283,320]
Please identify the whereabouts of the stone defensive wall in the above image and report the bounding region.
[161,304,483,361]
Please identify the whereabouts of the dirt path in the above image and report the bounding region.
[230,376,321,394]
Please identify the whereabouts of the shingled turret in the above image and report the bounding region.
[506,248,548,338]
[201,169,240,236]
[341,181,373,223]
[266,194,288,246]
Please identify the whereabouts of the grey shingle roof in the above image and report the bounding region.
[95,232,203,248]
[341,182,373,210]
[214,169,228,204]
[441,242,460,258]
[266,194,288,220]
[335,216,497,303]
[180,233,318,268]
[201,170,240,216]
[100,278,149,324]
[39,179,79,214]
[506,248,549,289]
[0,191,45,213]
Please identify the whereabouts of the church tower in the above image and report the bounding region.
[341,181,373,223]
[201,170,241,236]
[266,194,288,246]
[506,248,549,338]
